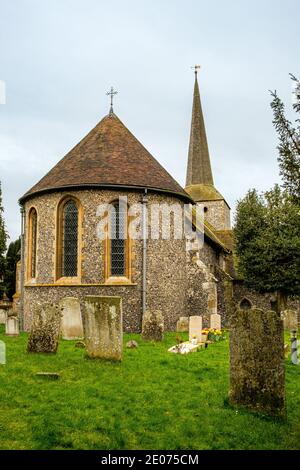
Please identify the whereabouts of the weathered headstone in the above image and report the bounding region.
[27,304,62,353]
[230,308,285,417]
[176,317,189,333]
[0,341,6,365]
[5,313,19,336]
[281,310,298,331]
[142,310,164,341]
[59,297,84,340]
[189,316,203,344]
[290,331,299,365]
[83,296,122,360]
[210,313,221,330]
[0,309,7,325]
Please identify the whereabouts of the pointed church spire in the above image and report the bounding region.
[186,67,214,187]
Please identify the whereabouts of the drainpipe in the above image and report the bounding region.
[142,189,148,324]
[19,206,25,331]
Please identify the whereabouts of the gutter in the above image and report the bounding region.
[19,206,25,331]
[142,189,148,325]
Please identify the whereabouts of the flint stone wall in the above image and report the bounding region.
[22,190,188,333]
[230,308,285,417]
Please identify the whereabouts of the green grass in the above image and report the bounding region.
[0,326,299,450]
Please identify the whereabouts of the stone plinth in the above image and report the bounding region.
[230,308,285,417]
[189,316,202,344]
[59,297,83,340]
[83,296,122,361]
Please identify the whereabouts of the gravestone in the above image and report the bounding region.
[5,313,19,336]
[59,297,83,340]
[27,304,62,353]
[0,341,5,365]
[83,296,122,360]
[142,310,164,341]
[0,309,6,325]
[210,313,221,330]
[189,316,203,344]
[230,308,285,417]
[281,310,298,331]
[176,317,189,333]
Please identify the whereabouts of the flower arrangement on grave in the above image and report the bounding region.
[191,334,198,345]
[201,328,225,342]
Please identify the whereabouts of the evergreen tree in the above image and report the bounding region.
[4,238,21,300]
[234,186,300,313]
[270,75,300,202]
[0,182,8,298]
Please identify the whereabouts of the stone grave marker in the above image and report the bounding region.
[5,312,19,336]
[27,304,62,353]
[229,308,285,417]
[176,317,189,333]
[83,296,122,361]
[0,341,6,365]
[281,310,298,332]
[59,297,84,340]
[189,316,203,344]
[142,310,164,341]
[0,309,7,325]
[210,313,221,330]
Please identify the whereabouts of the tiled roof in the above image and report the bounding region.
[20,113,190,203]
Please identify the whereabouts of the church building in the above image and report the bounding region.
[18,70,236,332]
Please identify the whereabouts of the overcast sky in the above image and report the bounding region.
[0,0,299,241]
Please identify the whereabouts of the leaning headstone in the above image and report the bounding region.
[142,310,164,341]
[189,316,203,344]
[59,297,84,340]
[27,304,62,353]
[83,296,122,361]
[176,317,189,333]
[210,313,221,330]
[5,312,19,336]
[281,310,298,331]
[230,308,285,417]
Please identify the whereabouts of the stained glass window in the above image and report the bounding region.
[29,209,37,278]
[62,200,78,277]
[110,201,126,276]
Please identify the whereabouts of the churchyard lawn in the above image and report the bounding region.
[0,326,299,450]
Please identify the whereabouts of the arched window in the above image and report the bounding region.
[104,199,132,281]
[28,208,38,279]
[110,200,127,277]
[57,198,79,279]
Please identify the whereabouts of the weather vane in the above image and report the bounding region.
[191,65,201,77]
[106,86,118,115]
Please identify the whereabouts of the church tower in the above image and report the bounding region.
[185,67,231,232]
